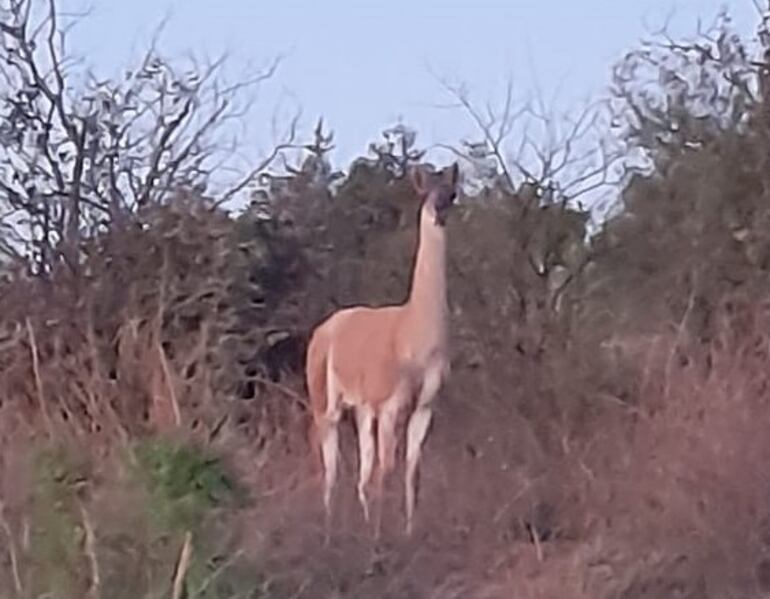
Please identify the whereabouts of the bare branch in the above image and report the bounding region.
[0,0,288,271]
[434,75,520,190]
[216,110,302,207]
[434,71,621,207]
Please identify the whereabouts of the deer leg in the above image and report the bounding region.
[374,397,400,539]
[355,405,375,524]
[320,370,342,543]
[320,416,339,538]
[405,367,443,535]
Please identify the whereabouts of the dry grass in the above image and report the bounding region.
[1,152,770,597]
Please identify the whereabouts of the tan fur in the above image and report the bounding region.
[305,319,330,465]
[305,163,459,538]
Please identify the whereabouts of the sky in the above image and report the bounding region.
[59,0,759,177]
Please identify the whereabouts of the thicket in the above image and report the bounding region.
[1,1,770,597]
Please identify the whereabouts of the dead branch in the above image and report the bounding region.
[0,499,22,596]
[0,0,290,273]
[79,501,101,599]
[171,531,193,599]
[157,340,182,428]
[216,109,302,207]
[434,75,523,190]
[194,548,244,596]
[25,317,53,438]
[435,73,623,206]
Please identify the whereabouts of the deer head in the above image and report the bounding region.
[410,163,460,227]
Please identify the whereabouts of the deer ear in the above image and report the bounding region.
[410,166,426,195]
[445,162,459,187]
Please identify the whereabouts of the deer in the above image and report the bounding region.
[304,162,459,540]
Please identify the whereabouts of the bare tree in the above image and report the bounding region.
[433,75,624,209]
[0,0,296,273]
[428,75,612,319]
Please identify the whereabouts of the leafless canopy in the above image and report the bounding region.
[433,75,624,212]
[0,0,297,273]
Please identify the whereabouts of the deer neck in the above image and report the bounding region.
[404,203,449,345]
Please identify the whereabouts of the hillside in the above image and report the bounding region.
[1,3,769,598]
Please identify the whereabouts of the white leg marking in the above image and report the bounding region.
[374,395,401,538]
[321,353,342,528]
[405,366,443,535]
[378,398,400,480]
[321,416,340,519]
[355,404,375,523]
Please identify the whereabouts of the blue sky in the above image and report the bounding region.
[61,0,758,172]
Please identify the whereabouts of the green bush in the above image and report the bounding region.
[133,438,235,536]
[27,445,91,599]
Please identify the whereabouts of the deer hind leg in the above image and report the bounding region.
[354,404,375,524]
[405,366,443,535]
[374,396,400,539]
[320,364,342,540]
[320,414,340,535]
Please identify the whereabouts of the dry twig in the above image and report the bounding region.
[171,531,193,599]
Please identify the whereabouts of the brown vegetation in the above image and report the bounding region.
[1,1,770,598]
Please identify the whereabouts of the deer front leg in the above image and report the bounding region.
[355,405,375,524]
[374,395,401,539]
[404,365,443,535]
